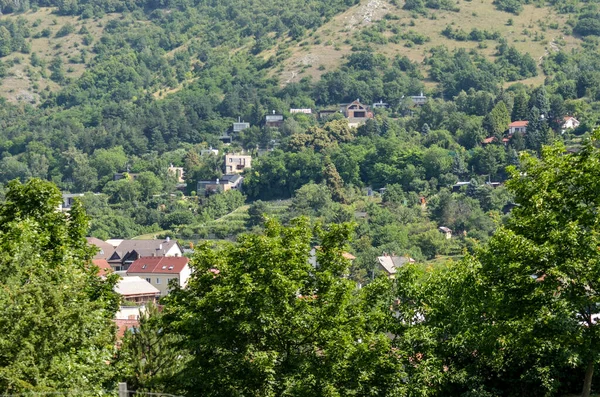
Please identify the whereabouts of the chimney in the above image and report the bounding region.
[216,178,220,185]
[158,244,162,250]
[272,110,276,114]
[166,236,170,242]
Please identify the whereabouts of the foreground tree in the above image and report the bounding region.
[163,218,406,396]
[420,131,600,395]
[0,179,119,392]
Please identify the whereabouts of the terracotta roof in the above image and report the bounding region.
[127,256,189,275]
[87,237,115,260]
[115,318,139,340]
[482,137,495,144]
[564,116,576,121]
[92,259,112,277]
[509,120,528,128]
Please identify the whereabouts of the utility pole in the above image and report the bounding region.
[118,382,128,397]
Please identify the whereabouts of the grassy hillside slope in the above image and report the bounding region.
[271,0,582,87]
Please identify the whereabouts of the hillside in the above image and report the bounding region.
[272,0,582,86]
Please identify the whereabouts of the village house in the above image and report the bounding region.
[509,120,528,135]
[167,164,185,183]
[233,118,250,133]
[340,99,373,119]
[438,226,452,240]
[114,276,161,305]
[92,258,112,276]
[290,108,312,114]
[377,254,415,279]
[87,237,116,260]
[60,193,84,211]
[107,238,183,272]
[197,174,243,196]
[562,116,580,133]
[411,92,427,106]
[200,147,219,156]
[265,111,284,128]
[126,256,192,296]
[372,100,390,110]
[225,153,252,174]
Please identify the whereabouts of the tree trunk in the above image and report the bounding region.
[582,359,594,397]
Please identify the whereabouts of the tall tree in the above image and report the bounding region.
[0,179,119,392]
[162,218,406,396]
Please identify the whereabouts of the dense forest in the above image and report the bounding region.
[2,0,600,393]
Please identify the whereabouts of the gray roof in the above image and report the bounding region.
[87,237,116,260]
[111,239,180,261]
[377,256,412,275]
[114,276,160,297]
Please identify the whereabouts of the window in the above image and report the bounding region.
[156,278,161,284]
[142,264,147,269]
[146,278,151,283]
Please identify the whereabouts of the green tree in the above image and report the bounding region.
[246,199,269,227]
[0,179,118,392]
[162,218,406,396]
[483,101,511,140]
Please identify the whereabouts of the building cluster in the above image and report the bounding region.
[483,116,580,145]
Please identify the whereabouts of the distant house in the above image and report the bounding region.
[107,238,183,272]
[340,100,373,119]
[233,119,250,133]
[372,100,390,110]
[438,226,452,240]
[410,92,427,106]
[562,116,580,133]
[92,259,112,277]
[290,108,312,114]
[87,237,115,260]
[318,109,339,119]
[127,256,192,296]
[225,153,252,174]
[197,174,244,196]
[265,111,284,128]
[168,164,185,183]
[114,276,161,304]
[200,147,219,156]
[452,181,471,192]
[59,193,85,211]
[482,136,496,145]
[509,120,528,135]
[377,254,415,279]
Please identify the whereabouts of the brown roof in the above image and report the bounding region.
[115,318,139,340]
[127,256,190,275]
[509,120,528,128]
[87,237,115,260]
[92,259,112,277]
[111,239,180,261]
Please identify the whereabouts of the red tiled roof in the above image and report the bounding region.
[92,259,112,276]
[127,256,189,275]
[115,318,139,340]
[509,120,528,128]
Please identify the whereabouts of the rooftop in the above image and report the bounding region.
[127,256,190,274]
[114,276,161,297]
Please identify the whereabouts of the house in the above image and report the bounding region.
[233,118,250,133]
[200,147,219,156]
[318,109,339,119]
[481,137,496,145]
[60,193,84,211]
[92,259,112,277]
[197,174,243,196]
[562,116,580,133]
[225,153,252,174]
[452,182,471,192]
[438,226,452,239]
[411,92,427,106]
[265,111,284,128]
[87,237,115,260]
[372,100,390,110]
[290,108,312,114]
[377,254,415,279]
[127,256,192,296]
[114,276,161,305]
[107,238,183,272]
[340,100,373,119]
[218,132,232,144]
[168,164,185,183]
[509,120,528,135]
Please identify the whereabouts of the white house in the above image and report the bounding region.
[562,116,580,133]
[509,120,528,135]
[127,256,192,296]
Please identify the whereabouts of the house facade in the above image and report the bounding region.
[107,238,183,271]
[340,100,373,119]
[265,112,284,128]
[562,116,580,132]
[509,120,528,135]
[114,276,161,304]
[225,153,252,174]
[377,254,415,279]
[126,256,192,296]
[411,92,427,106]
[197,174,243,196]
